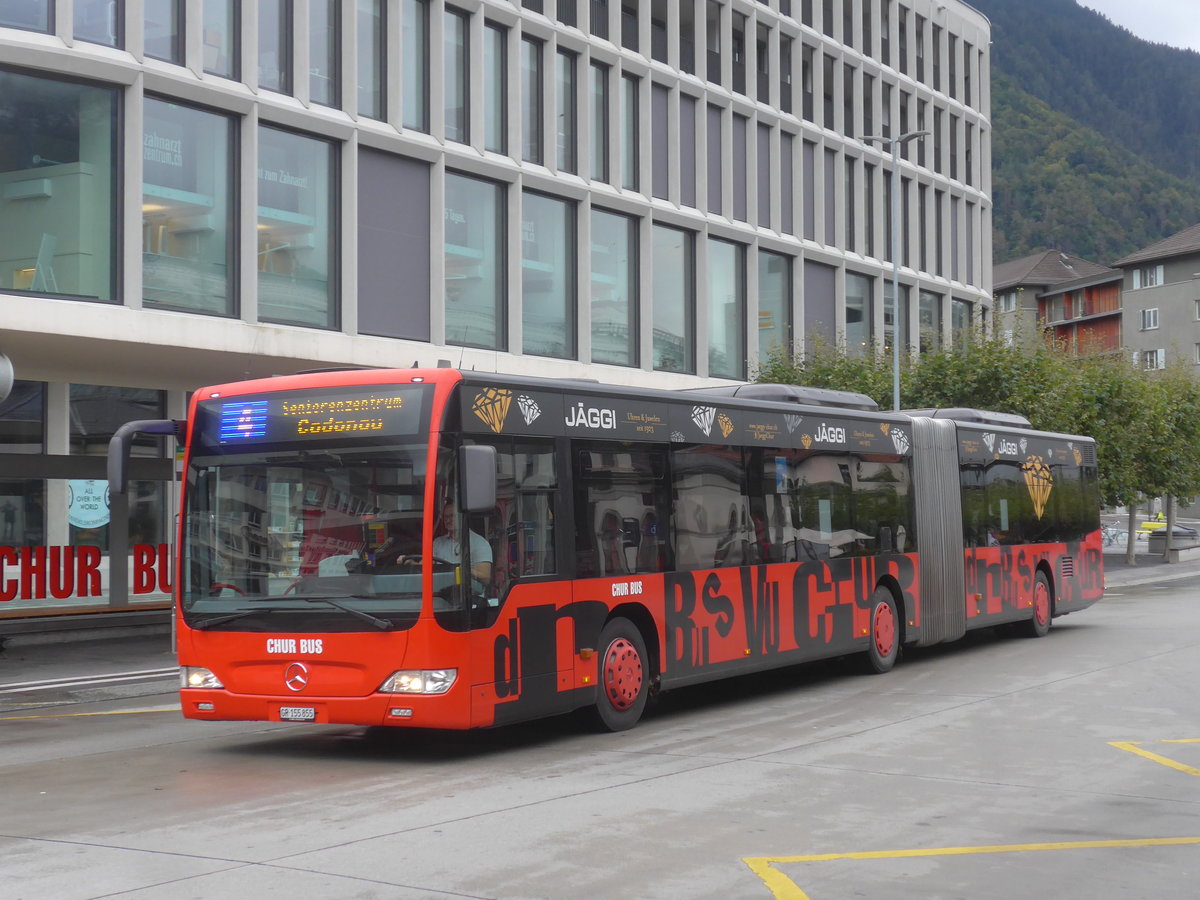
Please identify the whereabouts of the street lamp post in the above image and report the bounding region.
[860,130,929,411]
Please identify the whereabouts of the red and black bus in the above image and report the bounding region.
[109,367,1103,731]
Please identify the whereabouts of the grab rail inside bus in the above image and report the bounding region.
[107,419,186,494]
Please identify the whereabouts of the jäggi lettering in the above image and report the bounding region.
[565,404,617,429]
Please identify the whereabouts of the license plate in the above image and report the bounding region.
[279,706,316,722]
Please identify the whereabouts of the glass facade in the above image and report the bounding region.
[621,74,639,191]
[143,98,235,315]
[357,0,385,119]
[0,1,50,32]
[203,0,238,78]
[310,0,340,107]
[403,0,428,131]
[652,225,694,373]
[258,0,292,94]
[0,69,117,302]
[591,208,637,367]
[76,0,120,47]
[557,50,577,174]
[521,192,575,359]
[845,272,873,356]
[256,125,336,328]
[445,172,505,350]
[708,239,745,380]
[758,250,791,361]
[484,23,507,153]
[590,62,609,183]
[145,0,182,63]
[445,7,469,144]
[521,37,543,164]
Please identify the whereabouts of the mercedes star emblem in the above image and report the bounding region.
[284,661,310,692]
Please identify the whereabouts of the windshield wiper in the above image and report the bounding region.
[301,596,395,631]
[193,607,281,629]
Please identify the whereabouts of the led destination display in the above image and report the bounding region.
[197,385,430,450]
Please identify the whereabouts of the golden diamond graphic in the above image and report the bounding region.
[801,433,813,450]
[717,413,734,438]
[1022,455,1054,519]
[472,388,512,434]
[880,423,891,435]
[1074,448,1083,466]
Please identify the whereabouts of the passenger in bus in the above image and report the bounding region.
[432,501,494,586]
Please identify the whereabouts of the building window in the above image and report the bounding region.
[651,1,668,64]
[558,0,577,28]
[681,94,698,208]
[709,238,745,379]
[732,12,747,95]
[756,23,771,103]
[556,49,577,173]
[1141,349,1166,371]
[203,0,239,78]
[919,290,942,353]
[621,74,639,191]
[1194,299,1200,321]
[652,85,670,200]
[757,124,771,229]
[403,0,429,131]
[1133,264,1164,289]
[445,172,506,350]
[77,0,121,47]
[591,208,637,367]
[680,0,695,74]
[590,0,608,41]
[845,272,873,356]
[884,282,909,355]
[145,0,183,63]
[1141,308,1160,331]
[259,0,292,94]
[256,125,336,328]
[309,0,340,106]
[445,8,470,144]
[621,2,638,51]
[706,0,721,84]
[0,380,45,454]
[707,103,722,214]
[521,37,543,164]
[143,98,235,316]
[758,250,792,362]
[357,0,385,119]
[951,297,971,343]
[779,36,793,114]
[0,69,117,302]
[652,224,695,373]
[484,23,507,154]
[0,1,50,32]
[522,192,575,359]
[590,62,609,182]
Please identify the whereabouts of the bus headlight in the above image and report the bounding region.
[181,667,224,690]
[378,669,457,695]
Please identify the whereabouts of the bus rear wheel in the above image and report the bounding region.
[592,618,649,732]
[865,587,900,674]
[1020,571,1053,638]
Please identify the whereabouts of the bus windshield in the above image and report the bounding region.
[181,444,445,632]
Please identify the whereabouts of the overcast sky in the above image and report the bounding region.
[1079,1,1200,53]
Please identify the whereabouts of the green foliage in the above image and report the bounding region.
[757,336,1200,509]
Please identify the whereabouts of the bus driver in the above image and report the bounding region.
[432,501,493,587]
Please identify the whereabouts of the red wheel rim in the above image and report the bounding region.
[1033,580,1050,626]
[873,601,896,657]
[602,638,643,711]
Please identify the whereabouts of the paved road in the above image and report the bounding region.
[3,569,1200,899]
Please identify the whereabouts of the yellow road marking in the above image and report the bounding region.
[1110,741,1200,776]
[0,707,181,721]
[744,837,1200,899]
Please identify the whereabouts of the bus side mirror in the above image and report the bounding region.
[107,419,186,494]
[459,445,497,513]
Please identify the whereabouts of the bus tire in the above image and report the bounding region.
[1021,571,1053,638]
[592,618,649,732]
[865,586,900,674]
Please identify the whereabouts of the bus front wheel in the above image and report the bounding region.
[593,618,649,732]
[866,587,900,674]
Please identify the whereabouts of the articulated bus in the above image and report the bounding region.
[109,368,1103,732]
